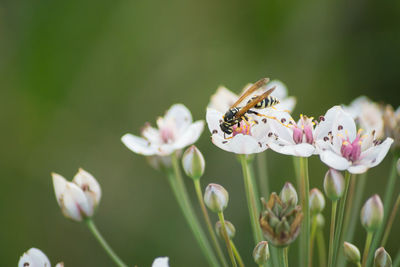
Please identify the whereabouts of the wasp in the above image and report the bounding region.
[220,78,280,136]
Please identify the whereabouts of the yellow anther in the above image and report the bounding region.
[357,128,364,135]
[343,141,349,145]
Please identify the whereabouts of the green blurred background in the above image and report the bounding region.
[1,0,400,266]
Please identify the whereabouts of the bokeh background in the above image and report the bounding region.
[1,0,400,266]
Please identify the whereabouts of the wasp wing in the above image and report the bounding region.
[230,78,270,108]
[233,86,276,119]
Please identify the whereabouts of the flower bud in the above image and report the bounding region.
[215,220,236,239]
[279,182,298,208]
[204,184,229,213]
[56,263,65,267]
[343,242,361,264]
[361,194,384,232]
[253,241,270,265]
[316,213,325,229]
[52,169,101,222]
[152,257,169,267]
[374,247,392,267]
[309,188,325,215]
[397,158,400,176]
[260,193,303,247]
[182,145,205,179]
[324,169,345,201]
[18,248,51,267]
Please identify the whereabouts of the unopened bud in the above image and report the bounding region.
[253,241,270,265]
[374,247,392,267]
[182,145,205,179]
[324,169,345,201]
[204,184,229,213]
[279,182,298,207]
[215,220,236,239]
[397,158,400,176]
[152,257,169,267]
[309,188,325,214]
[316,214,325,229]
[361,194,384,232]
[55,263,65,267]
[73,168,102,210]
[18,248,51,267]
[343,242,361,264]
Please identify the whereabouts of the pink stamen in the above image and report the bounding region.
[340,130,364,162]
[232,121,252,137]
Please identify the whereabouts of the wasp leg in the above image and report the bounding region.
[247,110,291,128]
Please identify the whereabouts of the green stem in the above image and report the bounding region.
[361,232,373,267]
[284,247,289,267]
[332,171,351,267]
[298,157,310,267]
[239,155,263,243]
[327,201,338,267]
[85,219,128,267]
[293,157,304,266]
[218,212,237,267]
[381,194,400,247]
[277,247,287,267]
[193,179,228,267]
[230,240,245,267]
[369,156,399,265]
[357,262,362,267]
[256,152,270,198]
[309,215,318,267]
[168,155,220,267]
[317,230,327,267]
[393,248,400,267]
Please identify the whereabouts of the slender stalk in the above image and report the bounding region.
[256,152,270,198]
[309,215,318,267]
[293,157,304,266]
[381,194,400,247]
[168,154,220,267]
[193,179,228,267]
[284,247,289,267]
[369,156,399,265]
[218,212,237,267]
[317,230,327,267]
[327,201,338,267]
[332,171,352,267]
[337,173,366,267]
[277,247,287,267]
[361,232,373,267]
[230,240,245,267]
[298,157,310,267]
[85,219,128,267]
[239,155,263,243]
[357,262,362,267]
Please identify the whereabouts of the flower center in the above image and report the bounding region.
[232,121,252,137]
[340,129,364,162]
[159,120,177,143]
[291,115,314,144]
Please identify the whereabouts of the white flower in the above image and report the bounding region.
[209,79,296,113]
[18,248,63,267]
[121,104,204,156]
[152,257,169,267]
[206,108,270,154]
[263,110,316,157]
[315,106,393,174]
[52,169,101,222]
[342,96,384,138]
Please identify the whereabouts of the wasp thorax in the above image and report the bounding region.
[259,192,303,247]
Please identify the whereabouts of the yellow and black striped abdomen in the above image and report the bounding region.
[251,96,280,109]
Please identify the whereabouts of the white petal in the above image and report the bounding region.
[319,150,351,171]
[173,120,204,149]
[267,80,288,99]
[73,168,102,208]
[52,173,68,207]
[18,248,51,267]
[121,133,158,156]
[209,86,238,112]
[62,182,93,221]
[275,97,296,113]
[152,257,169,267]
[164,104,193,132]
[347,164,369,174]
[206,108,224,135]
[342,96,370,118]
[357,138,394,168]
[332,107,357,141]
[141,124,161,144]
[268,143,315,157]
[212,134,266,154]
